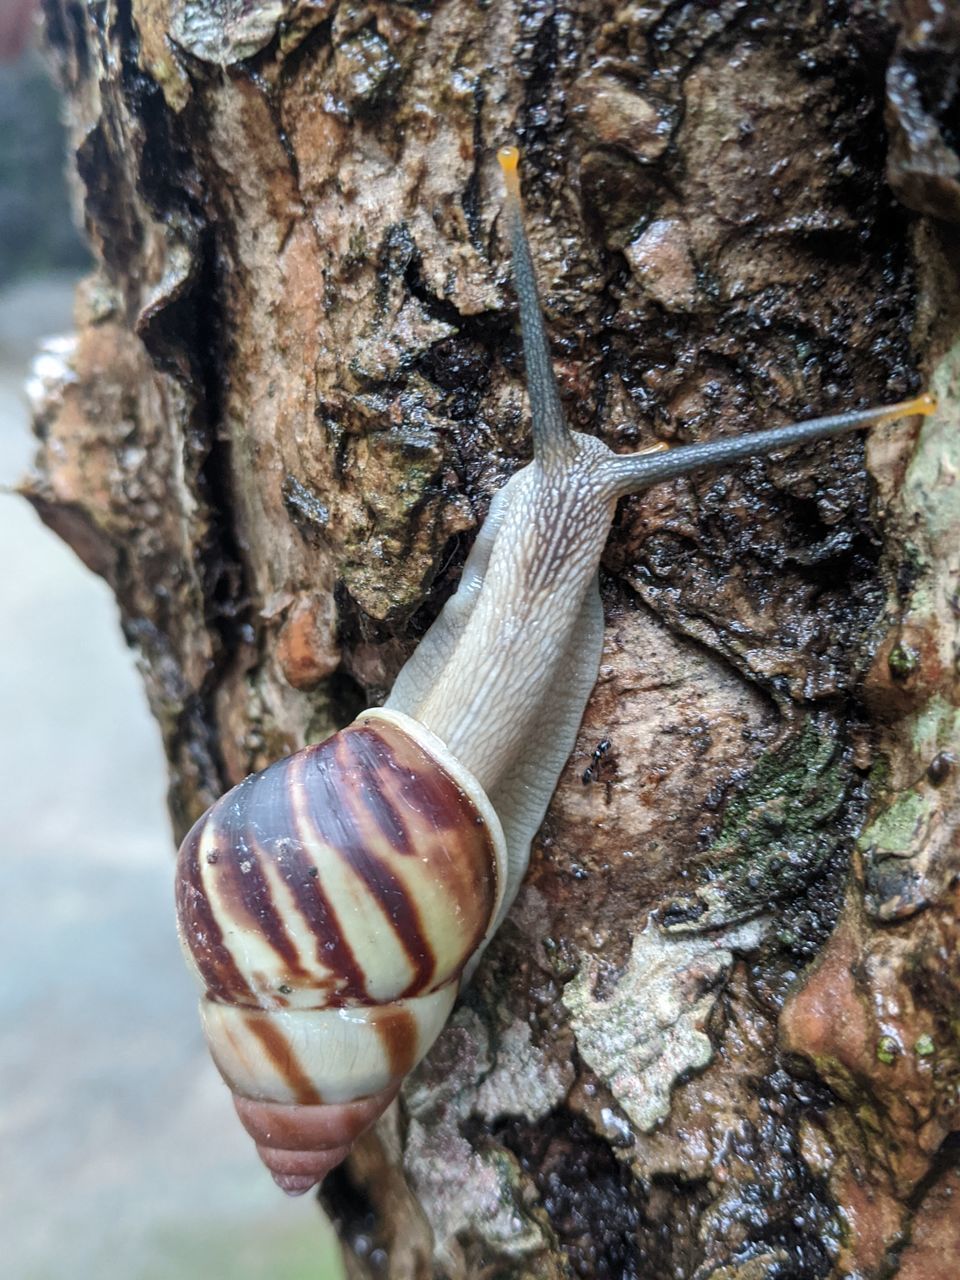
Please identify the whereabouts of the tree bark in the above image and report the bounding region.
[28,2,960,1277]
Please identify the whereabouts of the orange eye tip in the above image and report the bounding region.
[497,146,521,198]
[877,392,938,423]
[914,391,938,415]
[497,145,519,173]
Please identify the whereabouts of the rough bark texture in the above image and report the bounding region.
[26,2,960,1277]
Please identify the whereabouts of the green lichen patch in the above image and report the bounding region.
[665,720,850,932]
[911,695,960,764]
[859,789,931,857]
[903,339,960,544]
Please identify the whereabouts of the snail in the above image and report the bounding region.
[175,146,936,1196]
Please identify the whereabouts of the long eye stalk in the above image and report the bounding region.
[497,146,937,496]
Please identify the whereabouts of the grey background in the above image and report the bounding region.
[0,43,345,1280]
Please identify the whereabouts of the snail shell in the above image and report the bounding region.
[176,709,506,1193]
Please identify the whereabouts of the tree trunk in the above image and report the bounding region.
[28,2,960,1277]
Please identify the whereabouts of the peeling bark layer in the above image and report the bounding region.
[27,2,960,1277]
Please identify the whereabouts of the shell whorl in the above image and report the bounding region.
[175,709,506,1192]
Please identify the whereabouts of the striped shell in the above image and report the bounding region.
[175,709,506,1193]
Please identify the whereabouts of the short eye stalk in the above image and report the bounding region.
[605,393,937,498]
[496,145,937,495]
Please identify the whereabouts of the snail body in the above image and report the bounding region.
[175,147,935,1194]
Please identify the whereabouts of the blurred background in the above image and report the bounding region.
[0,14,344,1279]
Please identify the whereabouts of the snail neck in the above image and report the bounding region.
[393,439,616,797]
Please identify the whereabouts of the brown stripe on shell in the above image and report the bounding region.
[241,1010,323,1106]
[393,758,480,835]
[281,748,371,1002]
[317,727,436,995]
[386,739,498,972]
[337,727,415,855]
[175,815,254,1003]
[202,766,315,996]
[371,1003,420,1081]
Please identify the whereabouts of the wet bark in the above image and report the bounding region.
[27,2,960,1278]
